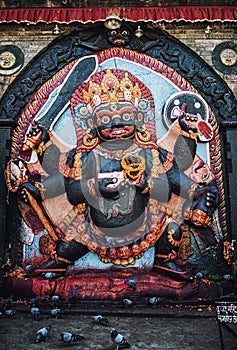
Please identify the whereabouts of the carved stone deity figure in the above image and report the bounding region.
[7,68,220,281]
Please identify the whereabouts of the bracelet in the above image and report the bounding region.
[6,159,27,192]
[35,181,46,201]
[179,129,198,142]
[184,208,212,227]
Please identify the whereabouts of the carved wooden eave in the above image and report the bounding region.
[0,6,236,24]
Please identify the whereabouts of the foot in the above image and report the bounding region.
[153,260,194,282]
[24,259,68,277]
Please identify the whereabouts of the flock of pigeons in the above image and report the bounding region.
[35,298,132,349]
[1,294,164,349]
[35,322,130,349]
[30,310,131,349]
[35,311,131,349]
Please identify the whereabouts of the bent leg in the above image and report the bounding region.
[153,221,193,281]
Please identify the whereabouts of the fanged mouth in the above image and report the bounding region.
[110,128,128,135]
[103,126,134,137]
[22,140,34,151]
[113,39,125,44]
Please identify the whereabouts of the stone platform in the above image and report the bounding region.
[1,268,235,302]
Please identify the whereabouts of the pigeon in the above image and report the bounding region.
[29,297,40,307]
[51,295,60,306]
[127,279,136,290]
[30,307,41,320]
[223,274,233,280]
[35,326,51,343]
[42,272,63,279]
[111,328,130,350]
[92,314,109,326]
[122,299,133,308]
[50,308,63,317]
[25,265,36,272]
[58,331,85,343]
[3,295,13,308]
[4,309,16,317]
[148,296,163,308]
[30,307,40,313]
[194,272,204,280]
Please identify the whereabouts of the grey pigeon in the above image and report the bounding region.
[50,308,63,317]
[51,295,60,306]
[58,331,85,343]
[148,296,163,307]
[29,297,40,307]
[51,295,60,302]
[3,296,13,308]
[111,328,130,350]
[4,309,16,317]
[122,299,133,308]
[35,326,51,343]
[42,272,63,279]
[30,307,41,320]
[92,314,109,326]
[127,279,136,290]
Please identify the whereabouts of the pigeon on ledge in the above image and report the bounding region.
[122,299,133,308]
[4,309,16,317]
[30,307,41,321]
[51,295,60,306]
[50,308,63,317]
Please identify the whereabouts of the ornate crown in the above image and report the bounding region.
[82,70,142,114]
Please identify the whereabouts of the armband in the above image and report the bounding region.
[188,183,199,200]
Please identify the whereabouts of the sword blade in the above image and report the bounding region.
[35,55,97,130]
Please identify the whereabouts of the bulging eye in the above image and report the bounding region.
[122,113,131,121]
[110,30,117,36]
[101,115,111,124]
[122,30,128,36]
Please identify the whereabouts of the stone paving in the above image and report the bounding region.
[0,301,237,350]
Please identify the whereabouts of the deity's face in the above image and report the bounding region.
[106,27,131,46]
[109,248,117,260]
[131,244,140,256]
[88,241,98,253]
[92,102,137,141]
[146,233,156,246]
[190,157,215,184]
[117,246,130,259]
[140,240,149,252]
[0,51,16,68]
[99,247,108,258]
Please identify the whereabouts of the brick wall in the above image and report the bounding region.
[0,22,236,98]
[168,25,237,96]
